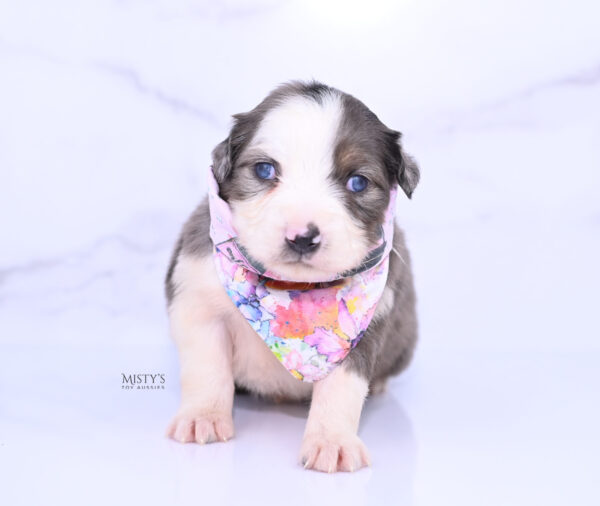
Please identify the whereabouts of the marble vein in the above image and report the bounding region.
[91,61,221,125]
[0,36,220,126]
[0,234,169,282]
[487,62,600,109]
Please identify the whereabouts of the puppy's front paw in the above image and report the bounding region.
[166,409,234,444]
[300,432,371,473]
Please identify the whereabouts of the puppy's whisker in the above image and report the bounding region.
[392,247,407,266]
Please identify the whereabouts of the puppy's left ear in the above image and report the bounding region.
[395,136,421,198]
[211,138,231,183]
[397,145,420,199]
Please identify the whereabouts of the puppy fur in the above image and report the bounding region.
[165,81,419,473]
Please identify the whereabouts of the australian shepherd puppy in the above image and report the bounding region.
[165,81,419,473]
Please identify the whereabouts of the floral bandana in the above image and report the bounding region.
[208,167,397,382]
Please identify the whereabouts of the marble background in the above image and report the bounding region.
[1,1,599,505]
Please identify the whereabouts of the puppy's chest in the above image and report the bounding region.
[202,256,313,400]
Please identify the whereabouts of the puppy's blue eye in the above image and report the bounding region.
[346,175,368,192]
[255,162,276,180]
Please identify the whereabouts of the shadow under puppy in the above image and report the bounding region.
[165,81,419,473]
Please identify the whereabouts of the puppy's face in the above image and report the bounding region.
[213,82,419,282]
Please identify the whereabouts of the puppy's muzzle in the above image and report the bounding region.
[285,224,321,256]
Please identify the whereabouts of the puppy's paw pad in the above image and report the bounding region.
[300,433,370,473]
[166,411,234,444]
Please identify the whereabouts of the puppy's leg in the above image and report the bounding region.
[166,258,235,444]
[300,366,370,473]
[167,317,234,444]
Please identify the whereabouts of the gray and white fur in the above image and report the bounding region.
[165,81,419,473]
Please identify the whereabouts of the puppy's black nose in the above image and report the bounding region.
[285,224,321,255]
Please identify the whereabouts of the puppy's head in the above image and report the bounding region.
[212,81,419,282]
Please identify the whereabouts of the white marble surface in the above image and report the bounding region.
[1,1,599,505]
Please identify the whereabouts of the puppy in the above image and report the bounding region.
[165,81,419,473]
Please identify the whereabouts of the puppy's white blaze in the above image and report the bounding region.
[232,94,370,281]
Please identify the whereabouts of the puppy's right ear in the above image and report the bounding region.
[211,138,231,183]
